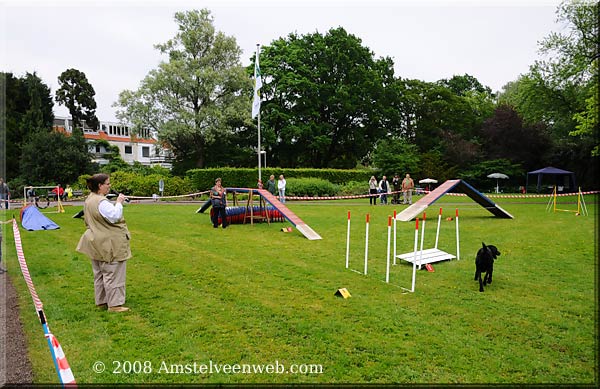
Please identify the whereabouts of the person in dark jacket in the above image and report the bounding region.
[210,178,228,229]
[266,175,277,195]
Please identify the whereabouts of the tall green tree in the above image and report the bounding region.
[258,27,394,168]
[389,75,493,168]
[480,104,552,172]
[20,129,92,185]
[498,0,597,185]
[55,68,100,131]
[534,0,598,156]
[2,72,54,180]
[115,9,252,170]
[371,138,420,178]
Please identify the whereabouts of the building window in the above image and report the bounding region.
[142,147,150,158]
[125,145,133,154]
[95,145,101,153]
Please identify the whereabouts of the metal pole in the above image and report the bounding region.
[256,44,262,182]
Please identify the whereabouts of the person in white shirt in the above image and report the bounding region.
[378,175,391,205]
[277,175,287,203]
[368,176,378,205]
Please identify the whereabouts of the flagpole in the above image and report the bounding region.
[256,44,262,182]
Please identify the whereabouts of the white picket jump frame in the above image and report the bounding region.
[395,207,460,270]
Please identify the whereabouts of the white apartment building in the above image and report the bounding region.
[53,116,173,168]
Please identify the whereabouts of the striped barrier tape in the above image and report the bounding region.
[11,218,76,386]
[284,190,600,201]
[6,189,598,204]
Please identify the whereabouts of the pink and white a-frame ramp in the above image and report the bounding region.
[395,179,513,222]
[227,188,322,240]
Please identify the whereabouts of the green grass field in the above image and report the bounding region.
[1,194,597,384]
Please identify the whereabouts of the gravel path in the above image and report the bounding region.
[0,270,34,385]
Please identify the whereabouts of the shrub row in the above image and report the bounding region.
[76,172,193,198]
[71,168,376,198]
[186,168,374,190]
[285,178,339,197]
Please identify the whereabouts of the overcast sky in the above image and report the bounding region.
[2,0,564,122]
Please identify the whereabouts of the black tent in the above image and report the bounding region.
[526,166,577,193]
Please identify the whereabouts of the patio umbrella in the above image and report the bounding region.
[419,178,437,192]
[487,173,509,193]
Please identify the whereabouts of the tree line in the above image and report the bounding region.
[2,1,597,192]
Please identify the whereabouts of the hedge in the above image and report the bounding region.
[186,168,375,190]
[74,168,376,198]
[76,172,193,198]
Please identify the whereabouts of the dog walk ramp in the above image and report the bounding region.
[396,179,514,221]
[227,188,322,240]
[396,249,456,270]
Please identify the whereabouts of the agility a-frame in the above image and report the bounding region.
[546,186,588,216]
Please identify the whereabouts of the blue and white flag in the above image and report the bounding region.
[252,46,262,119]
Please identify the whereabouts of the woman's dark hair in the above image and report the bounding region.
[86,173,109,193]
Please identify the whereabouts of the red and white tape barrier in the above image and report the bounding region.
[11,218,76,385]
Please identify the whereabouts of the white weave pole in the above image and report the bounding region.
[345,211,351,269]
[364,213,370,275]
[410,218,419,292]
[435,207,442,249]
[418,212,426,269]
[455,208,460,261]
[393,210,397,265]
[385,216,392,283]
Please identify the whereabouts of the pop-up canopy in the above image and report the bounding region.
[526,167,576,193]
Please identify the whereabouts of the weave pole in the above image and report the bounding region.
[455,208,460,261]
[364,214,370,275]
[345,211,351,269]
[418,212,426,268]
[434,208,442,249]
[385,216,392,283]
[410,218,419,292]
[393,210,397,265]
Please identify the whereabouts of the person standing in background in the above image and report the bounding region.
[0,178,10,209]
[402,173,415,205]
[392,174,401,204]
[65,184,73,201]
[277,174,286,203]
[0,227,5,273]
[368,176,378,205]
[210,178,228,229]
[266,175,277,196]
[378,175,391,205]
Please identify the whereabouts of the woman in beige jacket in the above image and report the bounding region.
[77,173,131,312]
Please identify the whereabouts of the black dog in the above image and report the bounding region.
[474,242,501,292]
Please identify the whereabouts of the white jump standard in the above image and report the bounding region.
[344,211,370,275]
[395,208,460,270]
